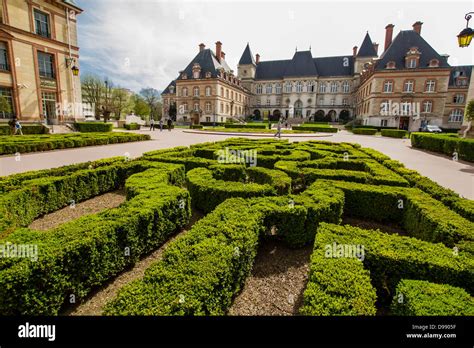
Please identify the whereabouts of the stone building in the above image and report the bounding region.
[0,0,83,124]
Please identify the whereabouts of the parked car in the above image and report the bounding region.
[421,125,442,133]
[84,115,96,122]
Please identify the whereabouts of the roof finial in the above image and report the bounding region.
[295,46,298,52]
[309,45,312,51]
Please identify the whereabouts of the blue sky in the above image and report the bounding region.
[76,0,474,93]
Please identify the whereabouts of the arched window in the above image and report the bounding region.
[307,81,315,92]
[319,82,326,93]
[205,102,211,112]
[182,87,188,97]
[256,84,263,94]
[193,87,200,97]
[205,86,211,96]
[296,81,303,93]
[294,100,303,117]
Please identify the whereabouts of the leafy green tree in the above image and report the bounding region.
[112,88,130,120]
[0,95,12,119]
[463,99,474,138]
[132,95,150,117]
[140,88,161,120]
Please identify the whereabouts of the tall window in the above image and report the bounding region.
[256,84,262,94]
[449,109,463,123]
[275,83,282,94]
[266,84,272,94]
[342,81,350,93]
[182,103,188,112]
[319,82,326,93]
[182,87,188,97]
[205,86,211,96]
[37,52,55,78]
[296,81,303,93]
[194,102,199,111]
[34,9,51,38]
[453,94,465,104]
[0,87,14,118]
[307,81,315,92]
[193,87,199,97]
[284,82,292,93]
[425,80,436,92]
[403,80,414,93]
[266,99,271,106]
[383,81,393,93]
[401,102,411,115]
[330,82,338,93]
[0,42,9,71]
[407,58,417,68]
[422,100,433,113]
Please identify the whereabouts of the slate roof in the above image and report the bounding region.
[449,65,473,87]
[357,32,378,57]
[376,30,450,71]
[177,48,232,80]
[254,54,354,80]
[162,80,176,94]
[239,43,256,65]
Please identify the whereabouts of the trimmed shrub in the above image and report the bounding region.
[0,124,49,135]
[381,129,408,138]
[189,125,203,129]
[0,162,191,315]
[0,133,149,155]
[352,128,377,135]
[124,123,140,130]
[224,124,266,129]
[411,133,474,162]
[391,279,474,316]
[74,122,113,132]
[292,126,338,133]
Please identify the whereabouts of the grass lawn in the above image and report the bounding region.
[194,127,316,134]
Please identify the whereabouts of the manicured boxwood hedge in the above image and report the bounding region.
[0,124,49,135]
[224,124,266,129]
[124,123,140,130]
[300,223,473,315]
[292,126,338,133]
[0,132,150,155]
[411,133,474,162]
[391,279,474,316]
[352,128,377,135]
[381,129,408,138]
[190,125,203,129]
[74,122,113,132]
[0,162,191,315]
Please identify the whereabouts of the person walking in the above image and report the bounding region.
[274,121,282,139]
[150,118,155,131]
[167,118,172,131]
[159,119,163,132]
[14,119,23,135]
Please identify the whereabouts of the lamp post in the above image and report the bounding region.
[458,12,474,47]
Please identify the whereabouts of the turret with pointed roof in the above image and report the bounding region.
[357,32,378,57]
[238,43,257,82]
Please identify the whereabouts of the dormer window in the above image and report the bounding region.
[407,59,417,68]
[169,86,175,94]
[205,71,211,78]
[405,47,421,69]
[192,63,201,79]
[386,61,396,69]
[181,72,187,79]
[429,59,439,68]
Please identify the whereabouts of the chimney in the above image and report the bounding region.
[372,42,379,55]
[256,53,260,64]
[215,41,222,62]
[413,21,423,35]
[199,43,205,52]
[221,51,226,60]
[384,24,394,51]
[353,46,358,57]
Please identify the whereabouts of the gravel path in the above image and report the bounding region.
[64,211,203,316]
[342,216,407,236]
[29,191,126,231]
[229,239,313,316]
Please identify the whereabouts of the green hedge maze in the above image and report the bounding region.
[0,138,472,316]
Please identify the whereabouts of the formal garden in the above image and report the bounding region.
[0,138,472,316]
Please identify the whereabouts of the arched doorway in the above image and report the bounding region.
[314,110,325,122]
[270,109,282,122]
[339,109,350,123]
[253,110,261,120]
[294,100,303,118]
[328,110,337,122]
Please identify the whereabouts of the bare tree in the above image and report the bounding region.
[112,88,130,120]
[140,88,161,121]
[81,75,104,119]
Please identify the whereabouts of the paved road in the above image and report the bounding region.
[1,129,472,199]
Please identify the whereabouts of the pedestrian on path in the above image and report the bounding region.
[274,121,282,139]
[150,118,155,131]
[14,120,23,135]
[167,118,172,131]
[159,119,163,132]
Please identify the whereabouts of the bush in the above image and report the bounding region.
[124,123,140,130]
[0,133,149,155]
[391,279,474,316]
[0,162,191,315]
[74,122,113,132]
[381,129,408,138]
[0,124,49,135]
[189,125,203,129]
[224,124,266,129]
[292,126,338,133]
[411,133,474,162]
[352,128,377,135]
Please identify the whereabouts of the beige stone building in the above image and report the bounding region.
[0,0,82,124]
[162,42,250,124]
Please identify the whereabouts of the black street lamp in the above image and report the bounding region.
[458,12,474,48]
